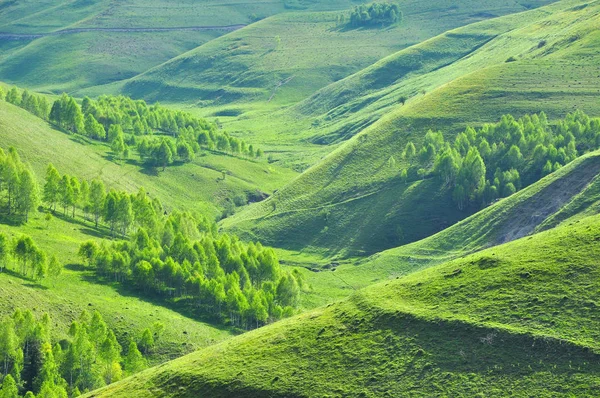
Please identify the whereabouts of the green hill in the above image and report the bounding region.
[222,0,600,257]
[85,212,600,397]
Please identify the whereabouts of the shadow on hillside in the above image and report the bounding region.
[0,213,26,226]
[79,272,234,334]
[50,211,112,239]
[329,24,397,33]
[0,268,48,290]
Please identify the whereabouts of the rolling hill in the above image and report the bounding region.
[0,99,296,218]
[85,211,600,397]
[0,0,365,93]
[222,0,600,257]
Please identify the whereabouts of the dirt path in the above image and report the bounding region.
[0,24,246,40]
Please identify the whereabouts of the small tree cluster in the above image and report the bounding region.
[80,211,305,329]
[1,86,50,120]
[397,111,600,210]
[348,2,402,27]
[0,232,61,282]
[0,148,38,222]
[0,309,147,397]
[43,164,162,237]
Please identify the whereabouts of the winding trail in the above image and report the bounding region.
[0,24,246,40]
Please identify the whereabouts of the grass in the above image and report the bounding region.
[84,211,600,397]
[222,0,600,258]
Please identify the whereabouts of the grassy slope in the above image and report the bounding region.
[0,100,296,218]
[109,0,553,106]
[0,0,370,93]
[222,0,600,257]
[86,213,600,397]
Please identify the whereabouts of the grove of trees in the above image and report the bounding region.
[0,232,61,282]
[0,309,148,397]
[47,93,263,167]
[398,111,600,210]
[79,210,306,330]
[348,2,402,27]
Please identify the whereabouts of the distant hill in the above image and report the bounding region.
[85,212,600,397]
[222,0,600,257]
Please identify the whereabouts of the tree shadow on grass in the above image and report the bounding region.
[0,268,48,290]
[79,272,235,334]
[50,211,113,239]
[0,213,25,226]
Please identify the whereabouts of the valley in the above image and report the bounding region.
[0,0,599,396]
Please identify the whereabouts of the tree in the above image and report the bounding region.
[89,180,106,228]
[78,241,99,268]
[138,329,154,355]
[403,142,416,160]
[16,168,38,222]
[48,255,63,280]
[99,330,121,384]
[123,341,146,375]
[43,164,61,211]
[0,319,17,377]
[0,374,18,398]
[154,140,173,170]
[0,233,10,273]
[58,175,74,216]
[110,132,127,160]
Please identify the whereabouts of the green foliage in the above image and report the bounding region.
[349,2,402,27]
[3,86,49,120]
[401,112,600,210]
[0,147,39,221]
[87,211,304,329]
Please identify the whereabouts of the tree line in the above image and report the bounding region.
[43,163,163,237]
[79,211,306,330]
[0,86,265,169]
[345,2,402,27]
[0,309,149,398]
[395,111,600,210]
[0,87,50,121]
[48,93,263,167]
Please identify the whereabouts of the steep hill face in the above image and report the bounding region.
[85,214,600,397]
[222,0,600,257]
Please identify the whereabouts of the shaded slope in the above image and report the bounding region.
[86,214,600,397]
[222,0,600,256]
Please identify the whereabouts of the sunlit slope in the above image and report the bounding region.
[109,0,556,110]
[222,0,600,256]
[0,100,296,217]
[86,214,600,397]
